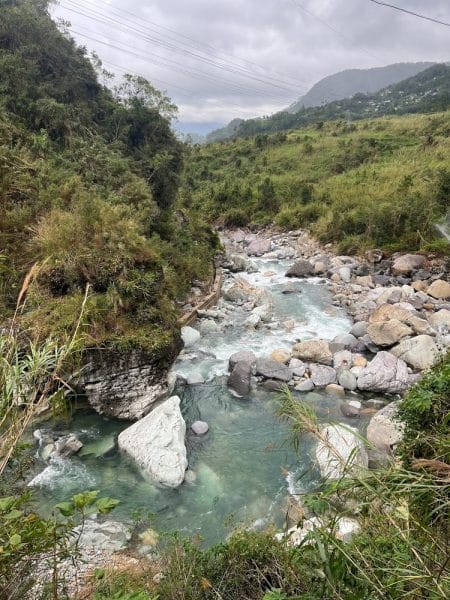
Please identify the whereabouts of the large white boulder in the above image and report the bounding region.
[118,396,187,488]
[316,424,368,480]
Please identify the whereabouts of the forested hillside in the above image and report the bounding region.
[207,64,450,141]
[0,0,217,354]
[184,111,450,253]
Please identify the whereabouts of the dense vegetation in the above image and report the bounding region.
[0,0,218,355]
[184,111,450,253]
[208,64,450,141]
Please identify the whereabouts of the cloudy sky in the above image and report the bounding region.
[52,0,450,133]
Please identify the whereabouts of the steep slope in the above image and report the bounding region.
[288,61,435,112]
[0,0,217,354]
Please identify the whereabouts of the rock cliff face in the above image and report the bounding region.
[78,341,182,420]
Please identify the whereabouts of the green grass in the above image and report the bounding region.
[181,112,450,253]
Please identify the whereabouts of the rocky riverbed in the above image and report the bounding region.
[26,227,450,595]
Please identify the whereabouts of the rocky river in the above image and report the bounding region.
[26,228,450,561]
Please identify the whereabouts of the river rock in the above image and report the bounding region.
[247,238,271,256]
[53,434,83,458]
[428,309,450,332]
[263,379,285,392]
[225,254,251,272]
[426,280,450,300]
[271,348,291,364]
[294,378,314,391]
[338,266,351,283]
[285,259,315,278]
[244,312,261,329]
[199,319,219,335]
[338,368,357,391]
[333,333,358,350]
[326,383,345,396]
[256,358,292,382]
[340,403,360,418]
[350,321,368,338]
[228,350,257,371]
[186,373,205,385]
[369,304,433,336]
[74,519,131,552]
[191,421,209,435]
[392,254,425,275]
[366,401,403,453]
[181,326,201,347]
[366,319,412,347]
[390,335,439,370]
[227,361,252,396]
[292,340,332,365]
[309,364,337,387]
[333,350,352,369]
[118,396,187,488]
[316,424,368,480]
[357,351,409,394]
[289,358,306,377]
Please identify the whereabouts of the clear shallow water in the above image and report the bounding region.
[28,256,370,546]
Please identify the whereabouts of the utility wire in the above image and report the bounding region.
[71,28,295,103]
[368,0,450,27]
[60,0,307,93]
[288,0,384,64]
[62,0,310,87]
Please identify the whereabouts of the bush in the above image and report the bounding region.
[223,208,249,227]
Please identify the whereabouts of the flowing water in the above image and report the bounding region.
[28,257,373,546]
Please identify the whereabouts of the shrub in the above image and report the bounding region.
[223,208,249,227]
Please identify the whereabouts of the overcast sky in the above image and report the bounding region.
[52,0,450,132]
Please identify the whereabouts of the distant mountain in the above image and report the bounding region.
[206,118,244,143]
[288,62,435,113]
[207,64,450,141]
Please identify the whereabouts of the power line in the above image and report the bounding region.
[368,0,450,27]
[64,0,310,87]
[59,0,307,94]
[288,0,384,64]
[71,28,295,103]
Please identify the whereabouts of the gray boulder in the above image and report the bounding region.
[118,396,187,488]
[350,321,368,338]
[229,350,257,371]
[181,326,201,348]
[333,350,352,369]
[226,254,251,272]
[247,238,271,256]
[53,434,83,458]
[366,401,403,453]
[75,519,131,552]
[309,364,337,387]
[285,259,315,278]
[294,378,314,392]
[227,362,252,397]
[338,368,357,391]
[357,351,409,394]
[256,358,292,382]
[390,335,439,371]
[428,309,450,332]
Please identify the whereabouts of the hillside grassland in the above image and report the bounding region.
[182,111,450,253]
